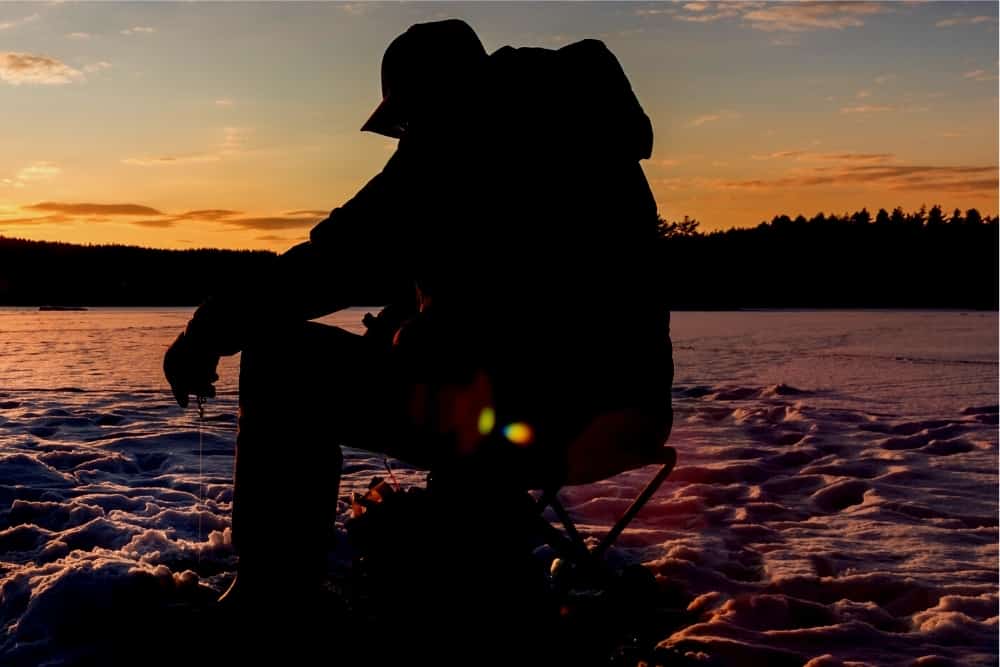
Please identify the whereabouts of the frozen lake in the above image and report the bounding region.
[0,308,996,665]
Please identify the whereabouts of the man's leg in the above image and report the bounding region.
[224,321,396,606]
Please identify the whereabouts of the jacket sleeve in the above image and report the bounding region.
[185,145,414,356]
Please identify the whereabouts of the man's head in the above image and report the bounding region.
[362,19,489,139]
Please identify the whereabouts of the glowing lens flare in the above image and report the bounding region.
[478,406,496,436]
[503,422,534,446]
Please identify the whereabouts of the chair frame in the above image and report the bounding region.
[535,446,677,570]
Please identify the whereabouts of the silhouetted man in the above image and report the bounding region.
[163,19,672,628]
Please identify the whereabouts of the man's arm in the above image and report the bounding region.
[184,146,414,356]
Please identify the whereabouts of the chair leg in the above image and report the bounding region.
[538,446,677,563]
[594,448,676,558]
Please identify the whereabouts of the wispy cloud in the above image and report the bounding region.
[655,1,891,32]
[337,3,370,16]
[16,163,61,182]
[819,153,894,162]
[741,2,889,32]
[122,154,221,167]
[0,162,62,188]
[935,15,997,28]
[1,162,62,188]
[0,52,83,85]
[122,127,250,166]
[283,209,328,217]
[215,98,233,107]
[634,7,675,17]
[873,73,895,85]
[83,61,112,73]
[769,36,800,47]
[840,104,894,114]
[177,209,242,221]
[0,13,39,31]
[751,151,894,162]
[962,69,997,82]
[1,203,325,232]
[217,213,323,231]
[752,150,807,160]
[121,26,155,36]
[714,163,997,194]
[25,202,164,216]
[0,214,70,226]
[687,110,740,127]
[673,2,743,24]
[66,32,90,39]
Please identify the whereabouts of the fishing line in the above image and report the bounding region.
[196,395,206,565]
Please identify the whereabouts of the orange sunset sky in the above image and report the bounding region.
[1,1,998,251]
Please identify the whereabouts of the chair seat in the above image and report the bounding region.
[562,406,673,486]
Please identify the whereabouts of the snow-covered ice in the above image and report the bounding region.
[0,307,996,665]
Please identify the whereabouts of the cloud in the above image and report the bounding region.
[2,202,328,232]
[337,3,370,16]
[16,162,61,182]
[741,2,888,32]
[634,7,675,17]
[819,153,894,162]
[0,52,83,85]
[714,163,997,194]
[130,219,175,228]
[856,89,872,99]
[122,127,250,166]
[836,101,922,115]
[66,32,90,39]
[121,154,221,166]
[752,150,807,160]
[750,151,894,162]
[256,234,294,241]
[687,111,740,127]
[0,13,39,30]
[26,202,164,216]
[840,105,894,114]
[962,69,997,82]
[673,2,743,24]
[658,1,891,32]
[935,15,997,28]
[121,26,155,35]
[0,213,71,226]
[83,61,112,73]
[177,209,243,221]
[282,209,328,217]
[214,98,233,107]
[219,216,319,231]
[1,162,62,189]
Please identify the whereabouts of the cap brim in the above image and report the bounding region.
[361,96,405,138]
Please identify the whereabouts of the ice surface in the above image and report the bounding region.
[0,307,996,665]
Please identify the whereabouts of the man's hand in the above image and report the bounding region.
[163,331,220,408]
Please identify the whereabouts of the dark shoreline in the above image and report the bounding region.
[3,216,998,310]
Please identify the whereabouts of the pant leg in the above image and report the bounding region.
[232,321,401,591]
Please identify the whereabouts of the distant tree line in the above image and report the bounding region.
[0,237,278,307]
[1,204,997,309]
[658,206,998,309]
